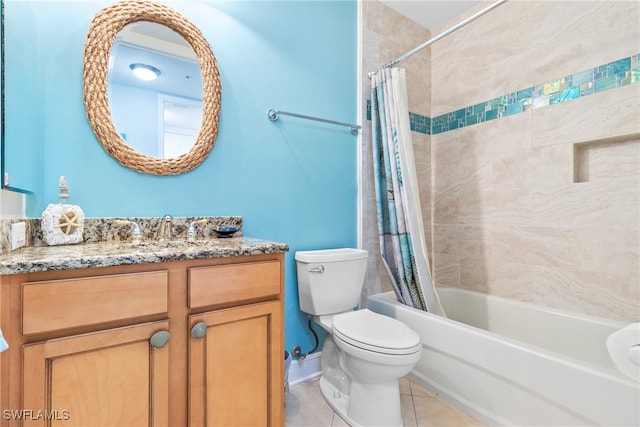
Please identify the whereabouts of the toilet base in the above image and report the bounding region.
[319,376,357,426]
[318,375,404,427]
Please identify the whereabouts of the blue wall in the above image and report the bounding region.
[4,0,358,355]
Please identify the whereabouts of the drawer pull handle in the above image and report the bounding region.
[150,330,171,349]
[191,321,208,339]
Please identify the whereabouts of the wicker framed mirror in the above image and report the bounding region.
[83,0,221,175]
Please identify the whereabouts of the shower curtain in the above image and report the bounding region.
[370,67,442,314]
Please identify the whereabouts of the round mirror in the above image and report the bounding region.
[83,1,221,175]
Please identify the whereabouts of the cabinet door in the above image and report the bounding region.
[189,301,283,427]
[22,321,170,427]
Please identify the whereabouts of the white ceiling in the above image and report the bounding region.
[379,0,481,30]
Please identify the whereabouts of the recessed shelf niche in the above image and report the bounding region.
[573,134,640,183]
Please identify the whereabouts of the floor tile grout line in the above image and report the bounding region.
[285,378,484,427]
[411,394,420,427]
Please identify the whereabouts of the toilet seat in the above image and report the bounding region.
[332,309,421,355]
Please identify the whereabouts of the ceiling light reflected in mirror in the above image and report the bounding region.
[130,63,161,81]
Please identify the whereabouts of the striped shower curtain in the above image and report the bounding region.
[370,67,443,314]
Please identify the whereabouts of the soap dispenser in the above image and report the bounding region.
[40,176,86,246]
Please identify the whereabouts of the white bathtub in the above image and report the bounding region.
[368,288,640,427]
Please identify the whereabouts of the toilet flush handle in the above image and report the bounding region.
[309,265,325,273]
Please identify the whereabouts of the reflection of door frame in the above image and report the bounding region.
[157,94,203,158]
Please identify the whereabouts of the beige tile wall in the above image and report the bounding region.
[362,1,639,322]
[430,1,639,116]
[430,1,639,321]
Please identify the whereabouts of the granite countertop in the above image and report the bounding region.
[0,237,289,275]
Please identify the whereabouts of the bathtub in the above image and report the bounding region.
[368,288,640,427]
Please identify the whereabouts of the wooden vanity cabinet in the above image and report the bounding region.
[0,253,285,427]
[188,261,283,427]
[189,301,282,427]
[22,320,171,427]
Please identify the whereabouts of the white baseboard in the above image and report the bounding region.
[287,352,322,385]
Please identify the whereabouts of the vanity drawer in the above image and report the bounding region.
[22,271,169,335]
[189,261,281,308]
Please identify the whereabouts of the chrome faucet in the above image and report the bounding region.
[186,219,208,242]
[156,214,173,241]
[115,220,144,244]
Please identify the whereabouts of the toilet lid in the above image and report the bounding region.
[332,309,421,355]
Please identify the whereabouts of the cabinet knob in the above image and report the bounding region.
[191,321,208,339]
[150,330,171,349]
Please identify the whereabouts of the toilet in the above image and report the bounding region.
[295,248,422,427]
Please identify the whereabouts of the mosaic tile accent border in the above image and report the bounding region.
[367,54,639,136]
[366,101,432,134]
[409,112,431,135]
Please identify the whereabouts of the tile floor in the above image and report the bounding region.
[285,377,485,427]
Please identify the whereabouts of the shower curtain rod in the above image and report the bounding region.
[370,0,507,76]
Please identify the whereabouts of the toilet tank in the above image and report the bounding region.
[295,248,368,315]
